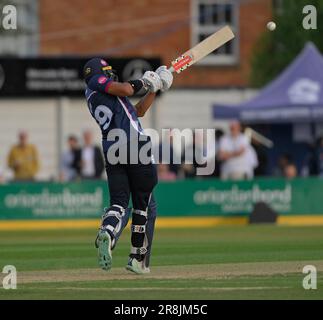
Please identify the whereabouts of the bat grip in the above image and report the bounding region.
[168,66,175,73]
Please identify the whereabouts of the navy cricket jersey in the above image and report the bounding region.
[85,74,147,152]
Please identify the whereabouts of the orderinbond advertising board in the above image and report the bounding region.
[0,178,322,220]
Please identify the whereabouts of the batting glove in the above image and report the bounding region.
[155,66,173,92]
[142,71,163,93]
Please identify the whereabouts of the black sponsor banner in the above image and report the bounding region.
[0,57,161,97]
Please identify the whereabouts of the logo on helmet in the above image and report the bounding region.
[85,67,91,75]
[100,59,108,66]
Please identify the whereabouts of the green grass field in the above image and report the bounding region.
[0,225,322,300]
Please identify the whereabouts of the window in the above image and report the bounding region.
[0,0,38,56]
[191,0,239,65]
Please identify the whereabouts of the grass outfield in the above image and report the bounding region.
[0,225,322,299]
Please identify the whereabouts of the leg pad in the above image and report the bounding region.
[130,209,148,260]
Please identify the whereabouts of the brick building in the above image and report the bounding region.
[39,0,272,88]
[0,0,272,180]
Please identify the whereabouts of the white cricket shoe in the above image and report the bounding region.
[126,257,150,274]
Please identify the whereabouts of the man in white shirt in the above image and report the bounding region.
[218,121,256,180]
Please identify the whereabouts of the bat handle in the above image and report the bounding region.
[168,66,175,73]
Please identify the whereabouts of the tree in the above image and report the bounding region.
[250,0,323,88]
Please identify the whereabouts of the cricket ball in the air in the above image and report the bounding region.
[267,21,276,31]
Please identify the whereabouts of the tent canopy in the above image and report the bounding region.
[213,43,323,123]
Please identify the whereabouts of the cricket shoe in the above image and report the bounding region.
[95,229,113,271]
[126,257,150,275]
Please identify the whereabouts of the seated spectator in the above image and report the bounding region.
[180,130,209,178]
[178,163,196,179]
[273,153,292,177]
[7,130,40,181]
[315,137,323,177]
[0,166,5,184]
[157,164,177,181]
[157,129,180,176]
[59,135,81,182]
[80,130,104,179]
[284,163,298,179]
[218,121,256,180]
[202,128,225,178]
[301,142,318,177]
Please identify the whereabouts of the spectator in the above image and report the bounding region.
[218,121,255,180]
[301,142,318,177]
[205,129,224,178]
[315,137,323,177]
[0,166,5,184]
[273,153,292,177]
[59,135,81,182]
[213,129,224,177]
[157,129,180,176]
[157,164,177,181]
[7,131,40,181]
[284,163,298,179]
[80,130,104,179]
[178,163,196,179]
[180,131,203,178]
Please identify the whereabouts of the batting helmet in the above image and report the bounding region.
[83,58,118,83]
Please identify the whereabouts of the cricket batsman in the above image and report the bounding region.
[83,58,173,274]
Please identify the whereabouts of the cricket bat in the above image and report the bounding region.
[169,26,235,73]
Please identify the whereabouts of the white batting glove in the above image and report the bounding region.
[142,71,163,93]
[155,66,173,92]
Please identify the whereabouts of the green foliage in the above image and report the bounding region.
[250,0,323,87]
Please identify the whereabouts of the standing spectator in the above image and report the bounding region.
[59,135,81,182]
[7,131,40,181]
[218,121,255,180]
[80,130,104,179]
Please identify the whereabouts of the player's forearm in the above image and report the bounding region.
[135,92,156,117]
[108,80,148,97]
[106,82,134,97]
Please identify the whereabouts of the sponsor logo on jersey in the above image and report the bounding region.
[98,76,108,84]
